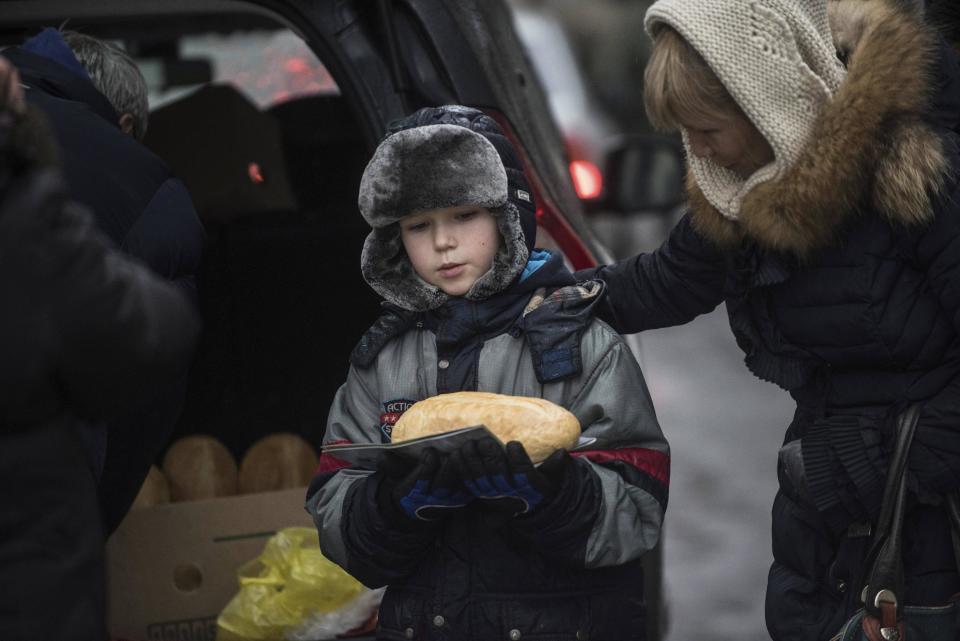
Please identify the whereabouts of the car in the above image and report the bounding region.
[509,3,618,203]
[508,1,685,258]
[0,1,666,639]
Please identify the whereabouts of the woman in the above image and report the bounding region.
[583,0,960,639]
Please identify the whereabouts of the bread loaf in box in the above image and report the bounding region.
[392,391,580,462]
[162,435,238,501]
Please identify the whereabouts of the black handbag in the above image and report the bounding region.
[833,405,960,641]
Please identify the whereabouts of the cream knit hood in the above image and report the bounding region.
[645,0,847,220]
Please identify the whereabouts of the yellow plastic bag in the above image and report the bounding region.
[217,527,371,641]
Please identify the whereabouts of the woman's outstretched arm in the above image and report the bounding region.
[576,213,728,334]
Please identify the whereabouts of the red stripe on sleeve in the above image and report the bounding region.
[572,447,670,486]
[315,440,353,474]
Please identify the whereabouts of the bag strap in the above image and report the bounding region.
[859,405,921,634]
[948,493,960,572]
[857,405,960,641]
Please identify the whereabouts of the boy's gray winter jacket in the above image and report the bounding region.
[307,257,668,641]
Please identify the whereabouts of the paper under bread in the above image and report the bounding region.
[391,391,581,463]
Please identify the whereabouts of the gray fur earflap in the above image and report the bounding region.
[359,124,508,228]
[360,202,529,311]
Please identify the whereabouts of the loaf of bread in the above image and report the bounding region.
[392,391,580,462]
[238,433,318,494]
[162,435,238,502]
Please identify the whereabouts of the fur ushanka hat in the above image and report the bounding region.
[358,105,537,311]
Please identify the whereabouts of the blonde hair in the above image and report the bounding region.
[644,25,740,131]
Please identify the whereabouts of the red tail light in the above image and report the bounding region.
[283,57,310,74]
[569,160,603,200]
[247,162,265,184]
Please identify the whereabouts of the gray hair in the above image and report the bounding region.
[61,30,149,140]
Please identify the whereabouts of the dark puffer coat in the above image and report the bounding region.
[2,45,204,300]
[0,164,200,441]
[3,48,205,300]
[582,4,960,640]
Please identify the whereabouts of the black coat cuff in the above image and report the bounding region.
[511,460,601,560]
[801,415,885,530]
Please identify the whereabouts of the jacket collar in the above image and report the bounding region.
[423,250,574,340]
[349,251,575,371]
[422,251,575,392]
[3,47,120,130]
[689,0,953,259]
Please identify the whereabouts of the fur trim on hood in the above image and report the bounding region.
[688,0,949,258]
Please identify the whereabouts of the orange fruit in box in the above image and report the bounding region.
[239,433,318,494]
[162,435,238,501]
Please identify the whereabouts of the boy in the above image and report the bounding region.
[307,105,668,641]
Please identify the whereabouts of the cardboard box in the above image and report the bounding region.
[106,487,314,641]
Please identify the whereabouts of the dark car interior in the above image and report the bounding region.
[147,34,382,458]
[142,79,380,459]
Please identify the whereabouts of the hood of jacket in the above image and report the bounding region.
[689,0,955,259]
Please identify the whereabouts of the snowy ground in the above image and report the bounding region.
[591,215,795,641]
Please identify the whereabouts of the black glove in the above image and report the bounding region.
[376,447,472,523]
[453,437,570,515]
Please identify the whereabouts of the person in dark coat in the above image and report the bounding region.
[2,28,206,534]
[0,58,200,641]
[577,1,960,639]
